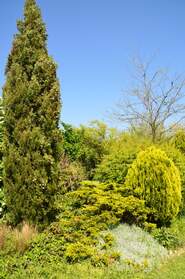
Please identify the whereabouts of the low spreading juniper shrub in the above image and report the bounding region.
[49,181,150,264]
[0,179,170,277]
[11,181,149,268]
[0,180,157,275]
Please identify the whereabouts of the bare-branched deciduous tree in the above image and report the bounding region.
[113,59,185,142]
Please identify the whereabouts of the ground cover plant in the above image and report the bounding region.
[111,224,168,270]
[1,222,185,279]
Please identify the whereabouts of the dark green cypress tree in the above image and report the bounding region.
[0,98,4,187]
[3,0,61,226]
[0,98,5,218]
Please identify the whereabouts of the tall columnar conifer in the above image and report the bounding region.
[0,98,4,187]
[3,0,61,225]
[0,98,5,217]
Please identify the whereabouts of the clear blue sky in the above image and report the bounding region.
[1,0,185,127]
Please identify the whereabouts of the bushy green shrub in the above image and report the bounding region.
[67,181,148,225]
[0,180,154,269]
[153,227,181,249]
[124,146,181,225]
[60,155,86,192]
[94,147,136,183]
[94,134,150,183]
[152,217,185,250]
[61,122,82,162]
[3,181,131,266]
[61,121,116,178]
[160,144,185,214]
[45,181,149,265]
[171,129,185,155]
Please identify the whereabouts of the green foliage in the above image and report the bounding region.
[60,155,86,192]
[3,0,61,226]
[1,219,185,278]
[0,98,5,218]
[0,249,185,279]
[162,135,185,214]
[0,181,134,269]
[153,227,181,249]
[62,121,116,178]
[153,217,185,250]
[0,216,185,278]
[77,121,114,177]
[23,181,147,266]
[94,133,151,183]
[65,242,96,263]
[171,129,185,154]
[67,181,148,225]
[124,146,181,225]
[160,144,185,214]
[61,122,82,161]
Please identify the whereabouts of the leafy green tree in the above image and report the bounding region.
[61,122,82,162]
[124,146,181,225]
[61,121,116,178]
[3,0,61,226]
[77,121,109,177]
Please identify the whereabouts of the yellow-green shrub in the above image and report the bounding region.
[47,181,149,264]
[171,129,185,155]
[94,134,150,183]
[160,144,185,214]
[124,146,181,225]
[67,181,148,225]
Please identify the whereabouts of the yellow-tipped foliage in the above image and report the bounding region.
[125,146,181,225]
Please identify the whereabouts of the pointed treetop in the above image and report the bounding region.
[6,0,47,74]
[24,0,37,9]
[24,0,44,28]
